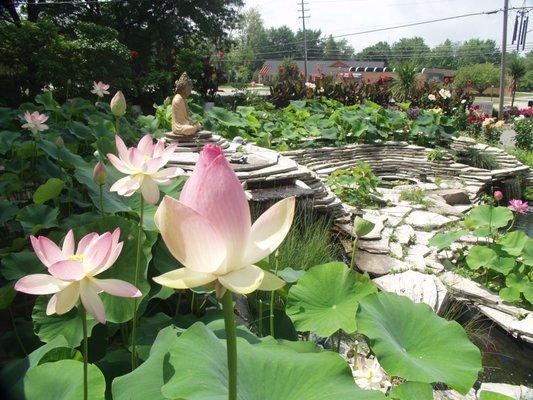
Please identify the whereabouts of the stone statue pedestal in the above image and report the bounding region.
[165,130,230,152]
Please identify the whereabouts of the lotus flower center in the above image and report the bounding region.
[143,155,151,162]
[69,254,84,262]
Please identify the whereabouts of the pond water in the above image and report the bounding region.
[453,303,533,385]
[514,207,533,237]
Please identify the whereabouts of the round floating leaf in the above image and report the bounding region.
[429,230,466,251]
[0,250,44,280]
[356,292,481,394]
[499,286,521,303]
[466,245,497,270]
[0,198,19,225]
[277,267,305,283]
[158,323,385,400]
[520,238,533,266]
[488,256,515,275]
[32,297,97,347]
[16,204,59,234]
[479,391,515,400]
[497,230,529,256]
[33,178,65,204]
[24,360,105,400]
[389,381,433,400]
[287,262,377,337]
[466,205,513,230]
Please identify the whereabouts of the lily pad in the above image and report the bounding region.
[497,230,529,256]
[286,262,377,337]
[33,178,65,204]
[466,205,513,230]
[429,230,466,251]
[16,204,59,234]
[162,323,385,400]
[356,292,481,394]
[389,381,433,400]
[23,360,105,400]
[466,245,497,270]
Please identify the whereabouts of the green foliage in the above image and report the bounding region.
[357,292,482,394]
[512,118,533,150]
[454,63,500,94]
[23,360,106,400]
[390,61,419,102]
[286,262,377,336]
[326,163,381,208]
[457,147,499,170]
[32,178,65,204]
[507,147,533,167]
[443,204,532,306]
[399,187,428,206]
[389,381,433,400]
[427,147,447,162]
[114,323,386,400]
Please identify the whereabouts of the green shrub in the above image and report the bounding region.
[326,163,381,208]
[513,118,533,150]
[427,147,447,162]
[457,147,499,170]
[400,187,429,206]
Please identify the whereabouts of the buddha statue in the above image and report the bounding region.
[171,72,201,136]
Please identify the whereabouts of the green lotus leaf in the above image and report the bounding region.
[488,256,516,275]
[23,360,105,400]
[497,230,529,256]
[478,391,515,400]
[33,178,65,204]
[389,381,433,400]
[353,216,375,238]
[0,198,19,225]
[162,323,385,400]
[429,230,466,250]
[286,262,377,337]
[0,250,43,280]
[32,297,97,347]
[522,282,533,304]
[356,292,481,394]
[16,204,59,234]
[0,336,68,398]
[466,205,513,230]
[466,245,497,270]
[521,239,533,266]
[499,286,521,303]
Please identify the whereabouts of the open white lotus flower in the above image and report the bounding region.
[153,144,295,297]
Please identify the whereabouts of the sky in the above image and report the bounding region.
[242,0,532,52]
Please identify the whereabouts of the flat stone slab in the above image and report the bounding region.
[405,210,452,229]
[395,224,416,244]
[379,205,412,218]
[356,251,408,276]
[374,270,449,314]
[439,271,500,304]
[433,389,477,400]
[358,235,390,254]
[413,230,435,246]
[477,306,533,343]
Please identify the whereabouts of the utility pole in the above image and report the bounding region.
[498,0,509,120]
[299,0,309,81]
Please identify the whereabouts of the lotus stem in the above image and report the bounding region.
[81,306,88,400]
[258,299,263,337]
[98,184,104,217]
[131,195,144,370]
[115,116,120,135]
[350,235,359,270]
[269,252,279,338]
[221,291,237,400]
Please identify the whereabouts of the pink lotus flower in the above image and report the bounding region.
[91,81,110,98]
[21,111,49,134]
[508,199,528,213]
[494,190,503,201]
[107,134,182,204]
[153,144,295,297]
[15,229,141,324]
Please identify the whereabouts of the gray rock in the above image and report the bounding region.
[432,189,471,205]
[433,389,476,400]
[373,270,449,314]
[396,224,416,244]
[405,210,452,229]
[360,212,386,240]
[355,251,409,276]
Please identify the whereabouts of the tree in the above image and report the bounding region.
[390,37,430,67]
[456,39,500,67]
[454,63,500,94]
[390,61,419,102]
[429,39,458,70]
[322,35,354,59]
[295,29,323,59]
[507,55,527,107]
[355,41,391,64]
[264,26,297,59]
